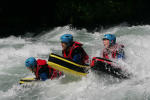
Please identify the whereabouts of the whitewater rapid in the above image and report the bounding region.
[1,25,150,100]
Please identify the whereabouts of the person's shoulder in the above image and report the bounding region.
[120,44,124,48]
[37,59,46,62]
[116,44,125,53]
[37,59,47,65]
[73,46,82,54]
[116,43,124,49]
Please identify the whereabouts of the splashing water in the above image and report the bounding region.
[1,25,150,100]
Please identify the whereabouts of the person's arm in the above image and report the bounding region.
[39,73,48,81]
[117,48,125,59]
[72,48,82,64]
[72,54,82,63]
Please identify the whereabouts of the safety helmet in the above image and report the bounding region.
[60,34,73,46]
[25,57,37,69]
[103,34,116,45]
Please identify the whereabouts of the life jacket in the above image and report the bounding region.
[35,59,62,80]
[62,41,89,64]
[102,44,124,59]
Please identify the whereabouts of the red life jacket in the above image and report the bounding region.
[102,44,124,59]
[35,59,62,80]
[62,41,89,64]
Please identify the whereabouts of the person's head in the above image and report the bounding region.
[103,34,116,48]
[25,57,37,72]
[60,34,73,50]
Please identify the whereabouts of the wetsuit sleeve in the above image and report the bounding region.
[117,48,125,59]
[39,73,48,81]
[72,48,82,64]
[73,54,82,63]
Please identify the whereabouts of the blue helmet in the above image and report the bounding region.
[25,57,37,69]
[103,34,116,45]
[60,34,73,46]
